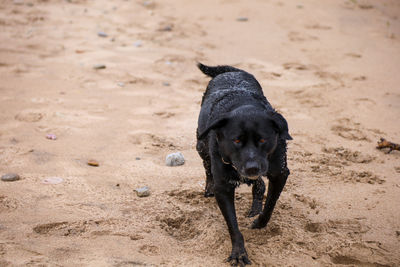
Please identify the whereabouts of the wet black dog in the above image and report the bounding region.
[196,63,292,266]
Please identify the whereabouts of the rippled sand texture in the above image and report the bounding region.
[0,0,399,266]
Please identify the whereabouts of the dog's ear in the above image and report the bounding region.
[270,112,293,140]
[198,117,229,140]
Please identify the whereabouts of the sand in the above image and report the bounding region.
[1,0,400,266]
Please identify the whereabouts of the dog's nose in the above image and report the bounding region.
[244,161,260,177]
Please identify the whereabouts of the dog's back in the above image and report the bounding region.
[197,63,272,135]
[198,63,264,105]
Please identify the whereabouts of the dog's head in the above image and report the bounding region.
[199,108,292,179]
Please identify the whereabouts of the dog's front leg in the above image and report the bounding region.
[251,142,289,229]
[215,184,251,266]
[250,175,287,229]
[212,161,251,266]
[248,177,266,217]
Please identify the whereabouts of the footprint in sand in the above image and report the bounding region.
[353,75,367,81]
[305,24,332,30]
[30,150,54,165]
[327,218,370,235]
[288,31,318,42]
[128,132,180,150]
[158,209,203,241]
[167,189,210,205]
[15,110,44,122]
[292,193,319,210]
[32,219,127,237]
[329,241,390,267]
[331,118,370,141]
[0,195,18,212]
[285,86,326,108]
[259,71,282,80]
[139,245,160,256]
[322,146,375,164]
[304,221,326,233]
[153,111,175,118]
[314,71,344,84]
[345,53,362,58]
[283,62,309,70]
[344,171,385,184]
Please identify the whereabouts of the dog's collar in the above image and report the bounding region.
[221,157,230,165]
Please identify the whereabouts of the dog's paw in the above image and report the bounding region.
[226,249,251,266]
[247,209,261,218]
[204,191,215,197]
[204,184,215,197]
[251,216,268,229]
[247,200,262,217]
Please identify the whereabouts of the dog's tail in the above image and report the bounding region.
[197,63,242,78]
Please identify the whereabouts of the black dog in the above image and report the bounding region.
[196,63,292,266]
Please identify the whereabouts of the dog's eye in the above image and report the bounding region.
[259,138,265,143]
[233,139,241,144]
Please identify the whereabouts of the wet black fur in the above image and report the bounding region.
[196,63,292,266]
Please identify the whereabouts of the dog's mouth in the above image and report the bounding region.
[238,165,265,180]
[245,175,259,180]
[232,162,265,180]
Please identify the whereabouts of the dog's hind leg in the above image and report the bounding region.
[196,139,214,197]
[247,177,265,217]
[203,155,214,197]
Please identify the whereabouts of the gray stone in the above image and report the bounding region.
[1,173,20,182]
[135,186,150,197]
[236,17,248,22]
[162,82,170,86]
[97,31,108,37]
[166,152,185,166]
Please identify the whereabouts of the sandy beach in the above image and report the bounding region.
[1,0,400,266]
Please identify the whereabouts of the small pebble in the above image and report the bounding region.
[166,152,185,166]
[117,82,125,87]
[97,31,108,37]
[135,157,141,160]
[87,159,99,167]
[46,134,57,140]
[42,177,63,184]
[162,82,170,86]
[135,186,150,197]
[159,25,173,32]
[93,64,106,70]
[236,17,248,22]
[133,41,143,47]
[1,173,20,182]
[142,0,154,7]
[396,230,400,237]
